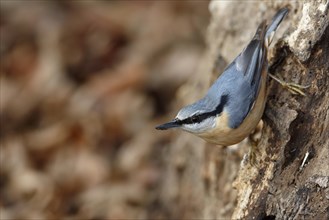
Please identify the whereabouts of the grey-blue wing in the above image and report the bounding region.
[204,9,288,129]
[207,22,267,129]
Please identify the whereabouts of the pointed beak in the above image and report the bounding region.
[155,119,181,130]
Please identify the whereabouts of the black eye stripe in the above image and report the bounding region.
[179,95,229,125]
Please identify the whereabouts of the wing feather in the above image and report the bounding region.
[219,22,267,128]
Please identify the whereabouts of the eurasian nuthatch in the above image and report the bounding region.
[156,8,289,146]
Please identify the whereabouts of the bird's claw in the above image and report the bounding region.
[269,73,310,96]
[248,136,260,167]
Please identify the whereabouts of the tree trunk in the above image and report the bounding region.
[158,1,329,219]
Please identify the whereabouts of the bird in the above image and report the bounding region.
[155,8,293,147]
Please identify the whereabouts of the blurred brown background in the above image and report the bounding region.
[2,1,328,219]
[0,1,210,219]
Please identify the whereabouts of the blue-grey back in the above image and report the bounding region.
[205,22,267,128]
[206,59,259,128]
[184,8,288,129]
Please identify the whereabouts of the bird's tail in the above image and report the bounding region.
[265,8,289,47]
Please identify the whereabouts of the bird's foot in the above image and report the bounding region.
[269,73,309,96]
[248,137,260,167]
[247,122,263,166]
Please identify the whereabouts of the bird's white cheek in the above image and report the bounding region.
[181,118,216,134]
[180,124,198,133]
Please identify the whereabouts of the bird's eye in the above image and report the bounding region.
[191,116,199,123]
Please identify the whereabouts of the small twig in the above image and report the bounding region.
[299,151,310,171]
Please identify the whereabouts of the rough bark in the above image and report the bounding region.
[158,1,329,219]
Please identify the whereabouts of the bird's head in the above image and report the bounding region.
[156,95,228,134]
